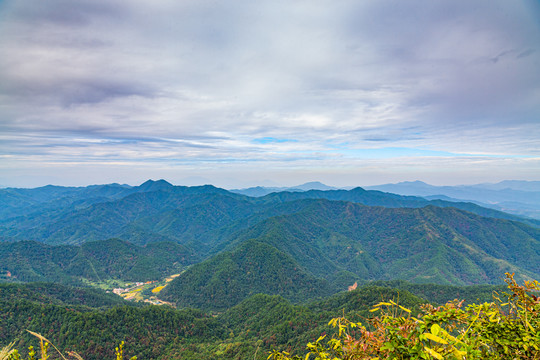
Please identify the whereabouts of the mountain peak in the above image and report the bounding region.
[290,181,336,191]
[137,179,173,191]
[399,180,430,186]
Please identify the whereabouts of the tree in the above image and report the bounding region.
[269,273,540,359]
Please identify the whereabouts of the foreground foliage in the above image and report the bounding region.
[1,332,135,360]
[1,275,536,359]
[0,282,428,360]
[270,273,540,359]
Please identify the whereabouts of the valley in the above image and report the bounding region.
[0,180,539,359]
[104,273,179,306]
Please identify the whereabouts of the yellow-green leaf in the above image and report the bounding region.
[424,346,444,360]
[424,333,448,345]
[452,348,467,357]
[399,305,411,313]
[431,324,441,336]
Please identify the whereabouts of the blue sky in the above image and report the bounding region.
[0,0,539,188]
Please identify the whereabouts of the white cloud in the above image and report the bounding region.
[0,0,539,187]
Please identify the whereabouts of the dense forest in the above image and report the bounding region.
[0,239,194,284]
[1,181,539,359]
[0,280,512,360]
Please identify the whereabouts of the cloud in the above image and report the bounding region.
[0,0,539,186]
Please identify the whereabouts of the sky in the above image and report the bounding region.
[0,0,539,189]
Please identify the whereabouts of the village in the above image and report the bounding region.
[110,274,180,307]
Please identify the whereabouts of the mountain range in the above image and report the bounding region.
[1,179,539,311]
[230,180,540,220]
[230,181,338,197]
[365,180,540,220]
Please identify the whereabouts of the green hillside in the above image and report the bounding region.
[2,196,538,303]
[0,298,224,360]
[0,238,195,283]
[0,183,244,245]
[257,187,540,227]
[368,279,506,305]
[1,179,539,351]
[0,280,435,360]
[159,239,333,311]
[221,200,539,286]
[1,181,537,248]
[0,282,131,308]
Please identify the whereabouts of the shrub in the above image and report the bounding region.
[269,273,540,359]
[0,332,136,360]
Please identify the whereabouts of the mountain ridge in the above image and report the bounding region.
[366,180,540,219]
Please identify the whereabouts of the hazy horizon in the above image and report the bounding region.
[1,1,539,188]
[2,177,540,191]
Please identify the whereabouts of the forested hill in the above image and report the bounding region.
[158,239,334,311]
[1,181,539,288]
[0,279,508,360]
[255,187,540,226]
[227,200,540,285]
[1,180,537,247]
[158,199,540,310]
[0,238,195,283]
[1,179,537,358]
[0,282,133,308]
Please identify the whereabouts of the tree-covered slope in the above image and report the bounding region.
[257,187,540,227]
[0,183,133,221]
[0,299,224,360]
[159,239,333,311]
[368,279,506,305]
[1,181,537,247]
[0,282,131,308]
[0,182,245,245]
[3,197,538,291]
[0,238,195,283]
[220,200,540,286]
[0,276,529,360]
[124,194,262,249]
[158,199,539,312]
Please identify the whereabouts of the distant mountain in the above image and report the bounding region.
[255,187,540,227]
[473,180,540,192]
[2,179,539,300]
[0,183,244,245]
[288,181,338,191]
[136,179,174,192]
[0,183,130,220]
[1,180,538,251]
[230,181,337,197]
[229,186,283,197]
[365,180,540,219]
[0,179,179,222]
